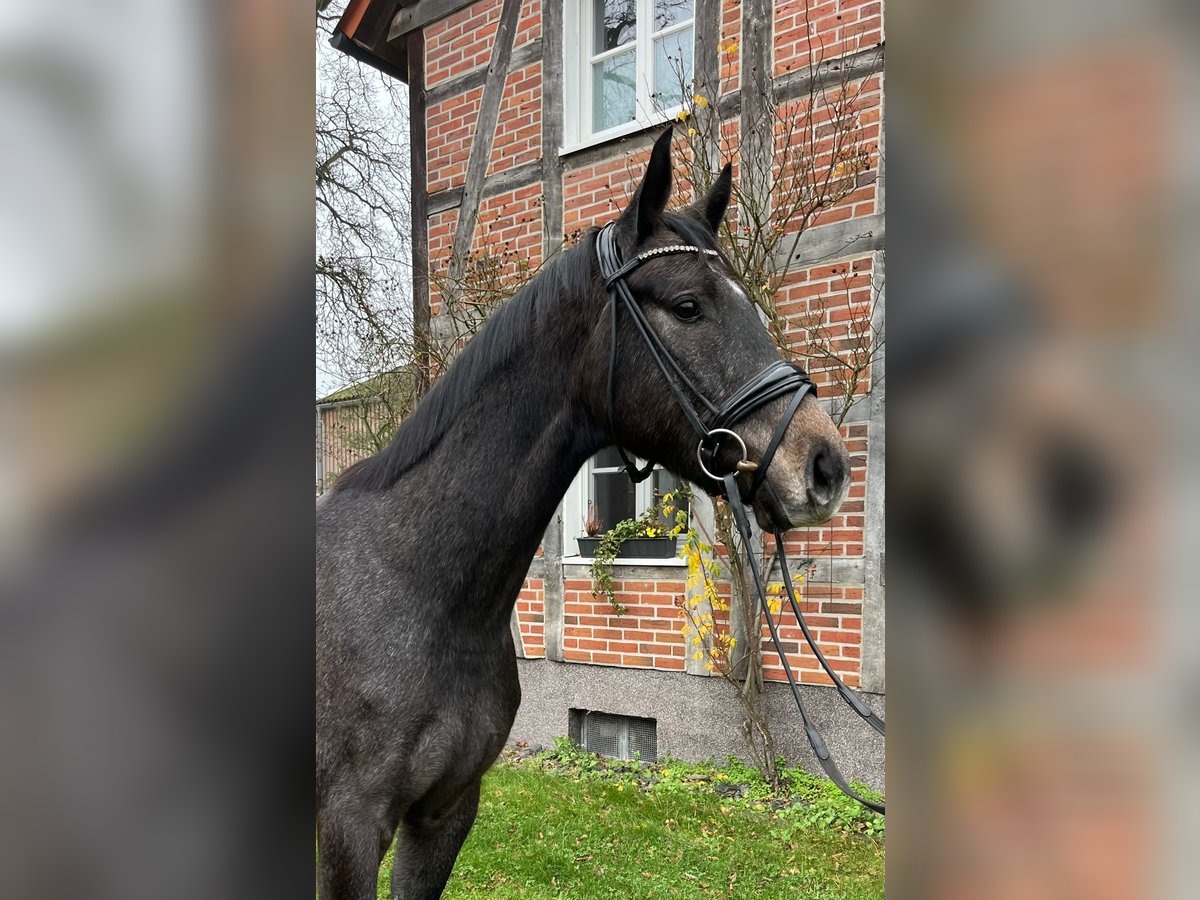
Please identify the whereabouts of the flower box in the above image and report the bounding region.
[576,536,677,559]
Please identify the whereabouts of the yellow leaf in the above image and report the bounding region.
[687,127,697,136]
[676,109,690,122]
[693,94,710,108]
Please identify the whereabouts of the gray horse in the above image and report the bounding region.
[316,128,851,899]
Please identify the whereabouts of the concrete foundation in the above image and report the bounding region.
[510,657,885,791]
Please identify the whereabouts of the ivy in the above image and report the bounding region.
[590,488,691,614]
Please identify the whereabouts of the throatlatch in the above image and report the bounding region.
[596,221,885,814]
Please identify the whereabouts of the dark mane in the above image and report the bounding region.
[333,232,601,492]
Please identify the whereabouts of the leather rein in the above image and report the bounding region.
[597,222,885,814]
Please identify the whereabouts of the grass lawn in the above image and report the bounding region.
[377,755,884,899]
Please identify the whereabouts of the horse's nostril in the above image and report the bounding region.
[809,443,848,506]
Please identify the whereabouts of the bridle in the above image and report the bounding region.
[597,222,886,814]
[598,224,813,492]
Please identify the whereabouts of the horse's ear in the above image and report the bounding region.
[689,162,732,233]
[618,126,673,249]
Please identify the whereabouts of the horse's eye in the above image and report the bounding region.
[672,297,702,322]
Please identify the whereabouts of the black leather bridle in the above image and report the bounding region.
[597,222,886,814]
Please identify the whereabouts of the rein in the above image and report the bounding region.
[597,222,885,814]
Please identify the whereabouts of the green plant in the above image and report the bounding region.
[539,736,603,774]
[778,766,886,837]
[590,492,689,613]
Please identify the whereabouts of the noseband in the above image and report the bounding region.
[597,222,885,813]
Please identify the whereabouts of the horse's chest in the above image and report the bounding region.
[401,665,519,816]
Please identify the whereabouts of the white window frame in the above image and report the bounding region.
[562,0,696,153]
[561,452,685,561]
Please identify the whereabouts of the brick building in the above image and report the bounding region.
[331,0,885,787]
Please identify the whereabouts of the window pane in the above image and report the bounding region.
[593,0,636,53]
[593,471,636,530]
[653,26,693,109]
[653,0,694,32]
[592,49,636,132]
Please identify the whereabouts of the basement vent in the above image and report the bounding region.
[569,709,657,763]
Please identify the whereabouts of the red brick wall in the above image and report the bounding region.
[718,2,742,95]
[760,578,865,687]
[426,208,455,317]
[426,86,482,195]
[562,153,646,235]
[777,254,878,395]
[487,62,542,176]
[563,575,693,670]
[474,183,543,259]
[515,0,541,46]
[775,0,883,75]
[425,0,504,89]
[426,185,543,319]
[774,73,883,231]
[423,6,546,318]
[516,578,546,658]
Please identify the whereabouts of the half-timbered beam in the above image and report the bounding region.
[446,0,523,278]
[389,0,476,41]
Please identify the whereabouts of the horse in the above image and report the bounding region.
[315,127,852,899]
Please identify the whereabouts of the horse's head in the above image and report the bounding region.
[583,128,850,530]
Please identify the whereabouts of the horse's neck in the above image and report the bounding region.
[398,321,605,607]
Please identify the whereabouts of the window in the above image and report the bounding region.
[589,446,637,530]
[564,0,696,149]
[570,709,658,762]
[565,448,689,559]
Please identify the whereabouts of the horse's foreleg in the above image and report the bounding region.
[388,778,481,900]
[317,798,394,900]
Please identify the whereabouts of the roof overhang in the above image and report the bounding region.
[330,0,411,84]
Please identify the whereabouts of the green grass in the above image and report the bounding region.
[377,754,884,899]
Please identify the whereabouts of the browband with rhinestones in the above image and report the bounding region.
[602,245,720,289]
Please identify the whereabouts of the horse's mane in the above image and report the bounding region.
[333,211,719,494]
[332,231,601,493]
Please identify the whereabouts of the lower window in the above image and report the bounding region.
[570,708,658,763]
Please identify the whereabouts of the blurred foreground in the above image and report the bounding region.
[0,2,315,898]
[888,2,1199,898]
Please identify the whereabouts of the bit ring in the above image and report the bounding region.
[697,428,750,481]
